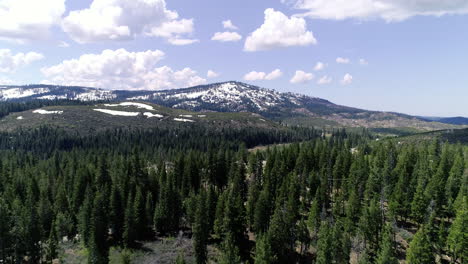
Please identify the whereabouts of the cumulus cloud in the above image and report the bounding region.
[317,75,332,84]
[336,57,350,64]
[0,0,65,42]
[0,49,44,73]
[41,48,206,90]
[288,0,468,22]
[244,69,283,81]
[359,58,369,65]
[223,20,238,30]
[314,62,326,71]
[62,0,196,44]
[167,38,199,46]
[211,32,242,42]
[341,73,353,85]
[290,70,314,84]
[145,19,198,45]
[244,8,317,52]
[265,69,283,80]
[207,70,219,78]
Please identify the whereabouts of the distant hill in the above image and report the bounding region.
[0,82,463,131]
[420,116,468,125]
[0,102,281,134]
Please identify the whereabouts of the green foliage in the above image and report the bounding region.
[254,232,276,264]
[376,225,398,264]
[406,226,435,264]
[0,111,465,263]
[446,203,467,263]
[193,190,209,264]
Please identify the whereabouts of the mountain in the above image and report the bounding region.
[0,82,462,130]
[0,101,281,134]
[420,116,468,125]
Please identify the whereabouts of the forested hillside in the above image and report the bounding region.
[0,120,466,263]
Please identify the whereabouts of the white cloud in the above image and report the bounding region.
[288,0,468,22]
[0,49,44,73]
[207,70,219,78]
[314,62,326,71]
[359,58,369,65]
[0,0,65,42]
[265,69,283,80]
[317,75,332,84]
[223,20,238,30]
[244,69,283,81]
[211,32,242,42]
[336,57,350,64]
[290,70,314,84]
[0,77,13,85]
[145,19,198,45]
[244,8,317,52]
[41,48,206,90]
[341,73,353,85]
[167,38,199,46]
[62,0,196,44]
[244,71,266,81]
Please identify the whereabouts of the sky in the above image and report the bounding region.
[0,0,467,117]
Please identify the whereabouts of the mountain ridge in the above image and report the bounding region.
[0,81,464,130]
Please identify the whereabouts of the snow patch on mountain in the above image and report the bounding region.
[144,112,163,118]
[174,118,195,122]
[104,102,154,110]
[0,87,50,100]
[93,109,139,116]
[33,109,63,115]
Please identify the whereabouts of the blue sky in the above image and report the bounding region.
[0,0,467,116]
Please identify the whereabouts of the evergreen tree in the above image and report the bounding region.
[406,226,435,264]
[218,233,242,264]
[316,221,333,264]
[0,198,11,262]
[88,192,110,264]
[109,186,124,242]
[193,190,209,264]
[446,204,467,264]
[254,233,276,264]
[376,224,398,264]
[123,193,136,247]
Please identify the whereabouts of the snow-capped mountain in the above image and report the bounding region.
[0,82,462,130]
[0,85,117,101]
[0,82,351,115]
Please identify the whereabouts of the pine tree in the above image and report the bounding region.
[123,193,136,247]
[316,221,333,264]
[406,226,435,264]
[253,189,271,234]
[307,196,321,240]
[411,177,429,225]
[376,224,398,264]
[254,232,276,264]
[193,190,209,264]
[46,220,58,263]
[79,189,93,247]
[0,198,11,262]
[88,192,110,264]
[331,220,351,263]
[218,233,242,264]
[133,188,147,240]
[109,186,124,243]
[446,204,467,264]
